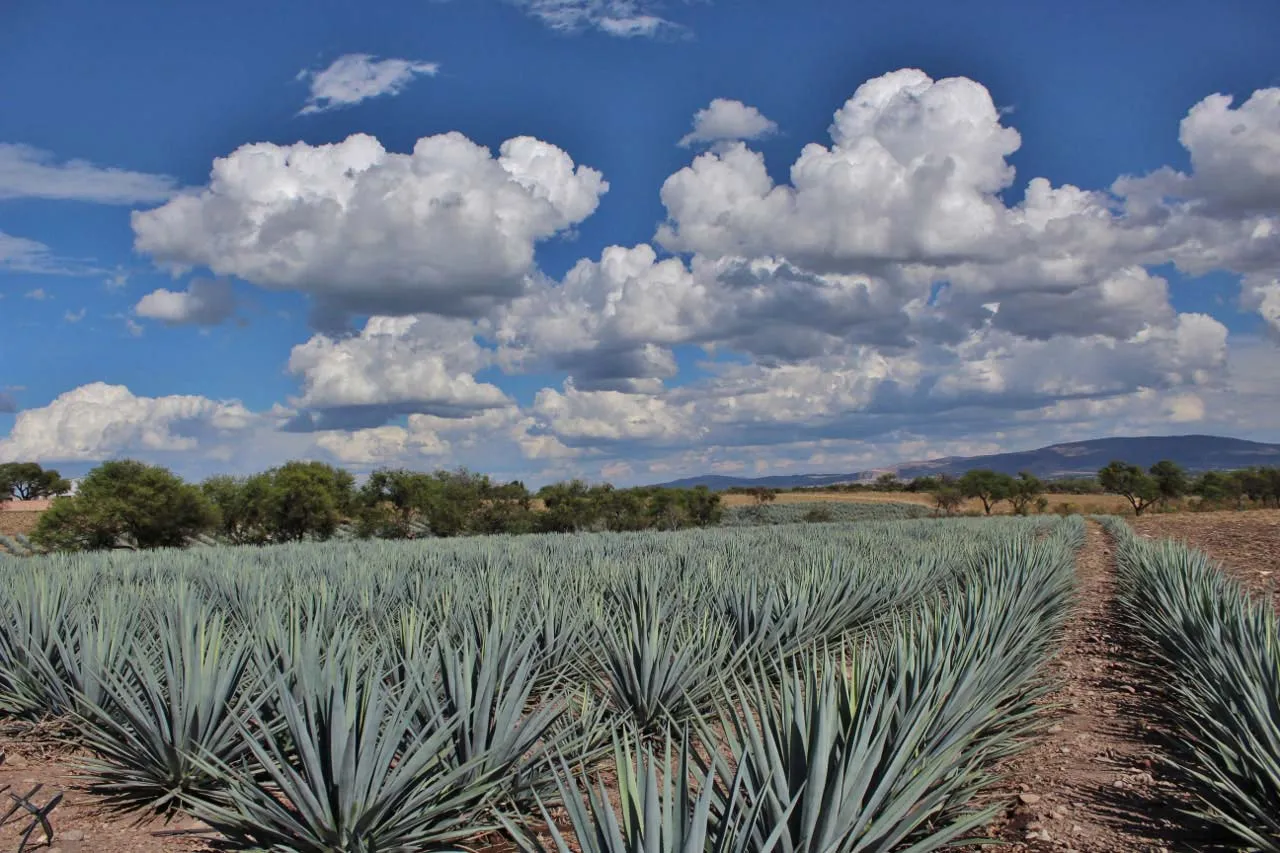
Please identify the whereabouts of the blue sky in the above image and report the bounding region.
[2,0,1279,485]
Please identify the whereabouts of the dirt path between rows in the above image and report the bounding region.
[963,520,1223,852]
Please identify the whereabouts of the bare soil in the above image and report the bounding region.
[961,521,1221,852]
[1131,509,1280,613]
[0,730,215,853]
[0,511,41,537]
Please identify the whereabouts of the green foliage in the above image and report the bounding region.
[1008,471,1045,515]
[538,481,723,534]
[265,460,355,542]
[931,486,963,516]
[958,469,1014,515]
[0,461,71,501]
[1098,459,1190,515]
[1149,459,1188,502]
[872,472,903,491]
[189,644,500,853]
[31,460,215,551]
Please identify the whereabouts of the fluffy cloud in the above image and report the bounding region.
[15,70,1279,485]
[314,423,449,465]
[285,315,508,430]
[657,70,1021,269]
[297,54,440,115]
[1122,89,1280,217]
[132,132,607,323]
[134,279,237,326]
[0,383,256,462]
[679,99,777,148]
[533,382,698,443]
[0,143,176,204]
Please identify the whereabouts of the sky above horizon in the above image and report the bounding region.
[2,0,1280,486]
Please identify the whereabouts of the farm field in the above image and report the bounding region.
[1131,509,1280,611]
[718,489,1135,515]
[1,514,1276,853]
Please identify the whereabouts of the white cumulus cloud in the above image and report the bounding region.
[131,132,607,323]
[286,315,509,431]
[679,99,778,148]
[0,383,256,462]
[297,54,440,115]
[134,279,237,326]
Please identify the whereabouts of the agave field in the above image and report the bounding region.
[0,516,1094,852]
[1105,518,1280,852]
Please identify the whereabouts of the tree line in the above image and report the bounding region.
[925,460,1280,516]
[734,460,1280,517]
[6,459,725,552]
[7,456,1280,552]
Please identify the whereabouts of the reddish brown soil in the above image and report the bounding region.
[962,521,1219,852]
[0,511,41,537]
[1131,509,1280,613]
[0,731,215,853]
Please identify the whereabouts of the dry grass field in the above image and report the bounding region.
[719,489,1135,515]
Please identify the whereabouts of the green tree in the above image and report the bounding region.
[0,462,71,501]
[872,472,901,492]
[262,460,354,542]
[32,460,214,551]
[907,475,940,494]
[958,469,1014,515]
[1008,471,1044,516]
[357,468,435,538]
[538,480,591,533]
[1098,460,1160,516]
[1149,460,1188,505]
[201,474,274,544]
[932,486,963,516]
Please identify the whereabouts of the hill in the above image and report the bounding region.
[657,434,1280,490]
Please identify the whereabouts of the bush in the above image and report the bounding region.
[32,460,215,551]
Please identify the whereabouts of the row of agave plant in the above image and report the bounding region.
[1104,517,1280,852]
[0,516,1082,852]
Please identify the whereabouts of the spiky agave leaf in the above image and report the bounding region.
[421,620,573,806]
[708,651,996,853]
[510,727,783,853]
[0,573,84,717]
[188,640,501,853]
[595,572,735,733]
[41,591,140,718]
[1109,524,1280,852]
[71,597,261,816]
[705,534,1077,853]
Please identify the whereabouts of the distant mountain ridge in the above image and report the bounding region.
[656,434,1280,490]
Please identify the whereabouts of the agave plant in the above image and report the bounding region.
[594,572,735,733]
[1109,522,1280,852]
[511,727,777,853]
[187,641,500,853]
[419,620,577,806]
[0,573,83,717]
[71,596,261,815]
